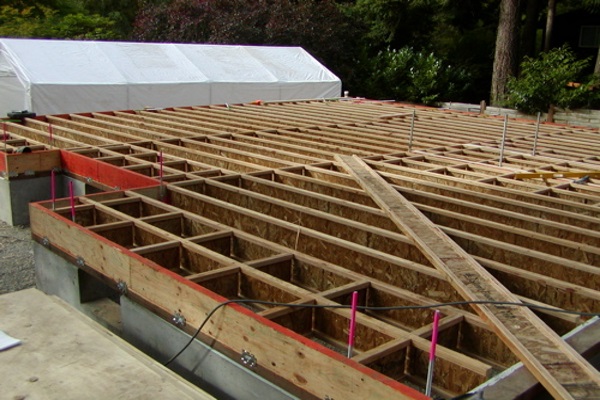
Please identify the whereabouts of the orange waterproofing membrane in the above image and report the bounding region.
[59,150,159,190]
[27,151,428,400]
[0,149,157,191]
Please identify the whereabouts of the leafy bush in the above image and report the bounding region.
[368,46,471,105]
[0,5,120,39]
[505,46,599,114]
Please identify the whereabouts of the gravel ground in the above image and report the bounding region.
[0,220,35,294]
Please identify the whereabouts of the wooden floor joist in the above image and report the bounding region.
[4,99,599,398]
[335,155,600,399]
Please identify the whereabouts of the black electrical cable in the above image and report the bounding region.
[163,298,599,366]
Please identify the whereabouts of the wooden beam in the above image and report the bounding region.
[29,202,427,400]
[513,171,600,180]
[4,149,61,175]
[469,317,600,399]
[335,154,600,399]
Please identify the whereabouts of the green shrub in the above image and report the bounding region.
[505,46,599,114]
[369,46,471,105]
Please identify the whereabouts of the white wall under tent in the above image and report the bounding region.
[0,38,342,117]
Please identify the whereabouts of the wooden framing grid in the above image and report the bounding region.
[3,99,599,398]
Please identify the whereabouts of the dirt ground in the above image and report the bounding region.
[0,220,35,294]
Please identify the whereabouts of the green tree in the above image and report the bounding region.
[490,0,520,105]
[505,46,599,114]
[0,5,119,39]
[428,0,500,102]
[79,0,140,37]
[0,0,125,39]
[368,47,471,104]
[342,0,442,50]
[132,0,361,91]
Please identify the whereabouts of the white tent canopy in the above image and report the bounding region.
[0,38,341,116]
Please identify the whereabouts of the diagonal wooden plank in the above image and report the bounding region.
[335,155,600,400]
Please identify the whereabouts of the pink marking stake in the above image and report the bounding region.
[347,291,359,358]
[158,151,166,201]
[425,310,441,397]
[2,122,7,151]
[159,151,164,181]
[68,181,75,222]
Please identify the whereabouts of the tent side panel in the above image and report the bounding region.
[0,51,29,117]
[209,82,281,105]
[279,82,342,100]
[31,84,129,115]
[126,83,212,110]
[0,75,28,117]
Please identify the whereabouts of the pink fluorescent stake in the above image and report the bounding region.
[425,310,441,397]
[68,181,75,222]
[347,291,359,358]
[2,123,7,152]
[159,151,164,180]
[158,151,167,201]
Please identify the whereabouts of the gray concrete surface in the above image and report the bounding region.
[0,288,214,400]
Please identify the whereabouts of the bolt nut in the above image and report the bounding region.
[116,280,128,295]
[76,256,85,267]
[172,312,186,327]
[241,350,257,369]
[41,237,50,247]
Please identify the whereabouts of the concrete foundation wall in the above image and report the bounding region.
[0,176,56,226]
[0,178,12,225]
[441,102,600,129]
[33,242,296,400]
[122,298,297,400]
[0,174,94,226]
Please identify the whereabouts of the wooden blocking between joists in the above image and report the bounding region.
[163,184,459,303]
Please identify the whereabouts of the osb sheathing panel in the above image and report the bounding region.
[19,100,600,398]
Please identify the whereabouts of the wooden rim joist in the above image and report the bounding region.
[1,99,598,398]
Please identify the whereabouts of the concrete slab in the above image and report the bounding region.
[0,288,213,400]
